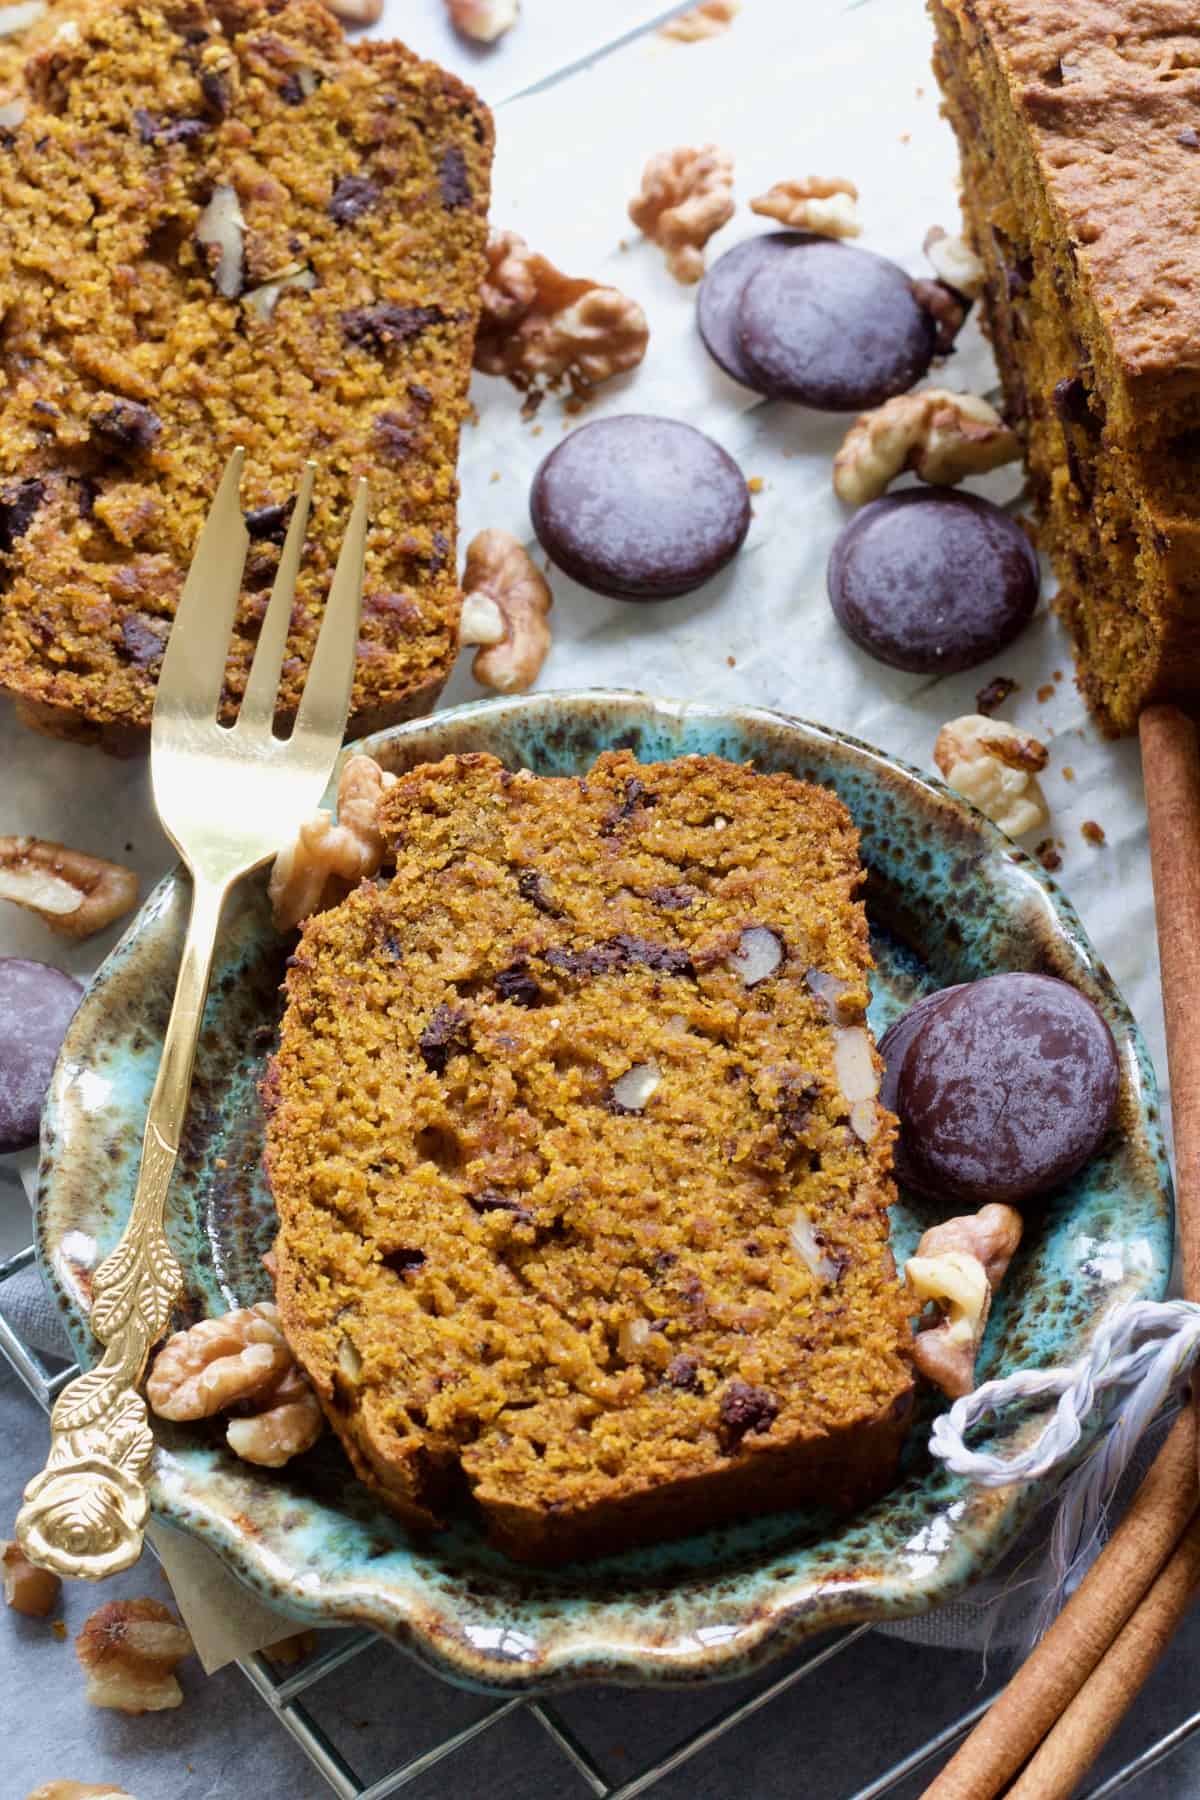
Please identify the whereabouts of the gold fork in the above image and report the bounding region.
[16,449,368,1580]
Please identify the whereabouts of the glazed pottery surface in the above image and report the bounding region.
[37,692,1172,1691]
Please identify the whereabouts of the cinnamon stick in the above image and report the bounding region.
[922,705,1200,1800]
[920,1409,1198,1800]
[1141,703,1200,1311]
[1006,1508,1200,1799]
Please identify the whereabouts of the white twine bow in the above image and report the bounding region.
[928,1298,1200,1645]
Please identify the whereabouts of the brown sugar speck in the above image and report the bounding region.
[1053,670,1063,682]
[1081,820,1106,847]
[1037,683,1055,703]
[1062,766,1075,782]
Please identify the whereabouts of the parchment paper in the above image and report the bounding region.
[0,0,1174,1790]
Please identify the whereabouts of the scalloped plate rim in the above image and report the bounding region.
[35,688,1173,1692]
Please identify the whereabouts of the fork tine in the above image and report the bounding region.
[290,478,369,755]
[237,461,316,734]
[154,447,248,731]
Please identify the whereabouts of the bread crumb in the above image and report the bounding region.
[726,655,736,667]
[1036,683,1055,703]
[1081,820,1106,847]
[975,675,1017,716]
[899,131,911,144]
[489,470,501,483]
[52,1619,68,1639]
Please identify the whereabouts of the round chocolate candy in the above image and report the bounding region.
[530,415,751,601]
[735,239,937,410]
[878,987,965,1117]
[895,972,1120,1207]
[0,958,84,1154]
[697,232,808,390]
[827,489,1039,674]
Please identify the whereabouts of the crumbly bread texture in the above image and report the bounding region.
[0,0,492,751]
[267,751,915,1565]
[930,0,1200,734]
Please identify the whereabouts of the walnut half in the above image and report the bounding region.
[750,175,860,239]
[474,229,649,401]
[906,1204,1023,1398]
[75,1598,193,1714]
[0,837,137,939]
[628,144,735,283]
[146,1302,324,1468]
[459,529,553,693]
[934,716,1049,839]
[268,754,396,931]
[832,389,1021,507]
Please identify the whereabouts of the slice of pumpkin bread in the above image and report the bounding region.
[0,0,491,750]
[266,751,914,1564]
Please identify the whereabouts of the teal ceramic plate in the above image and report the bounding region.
[37,691,1172,1691]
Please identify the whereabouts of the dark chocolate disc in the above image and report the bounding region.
[878,987,965,1116]
[827,489,1039,674]
[697,232,809,390]
[0,958,84,1153]
[734,239,937,409]
[895,972,1120,1207]
[530,415,751,602]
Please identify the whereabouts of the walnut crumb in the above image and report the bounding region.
[833,390,1020,506]
[444,0,518,41]
[628,144,735,283]
[906,1204,1023,1397]
[750,175,860,239]
[474,229,648,400]
[268,754,397,931]
[3,1539,61,1616]
[659,0,739,40]
[459,528,553,693]
[75,1598,193,1713]
[934,716,1049,838]
[0,837,137,939]
[1035,837,1062,871]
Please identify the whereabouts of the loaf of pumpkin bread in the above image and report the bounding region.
[931,0,1200,734]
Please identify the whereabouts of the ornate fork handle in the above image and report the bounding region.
[17,878,227,1580]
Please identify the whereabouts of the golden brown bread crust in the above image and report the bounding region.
[931,0,1200,732]
[0,0,492,750]
[266,751,914,1564]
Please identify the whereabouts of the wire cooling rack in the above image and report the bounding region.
[3,1243,1198,1800]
